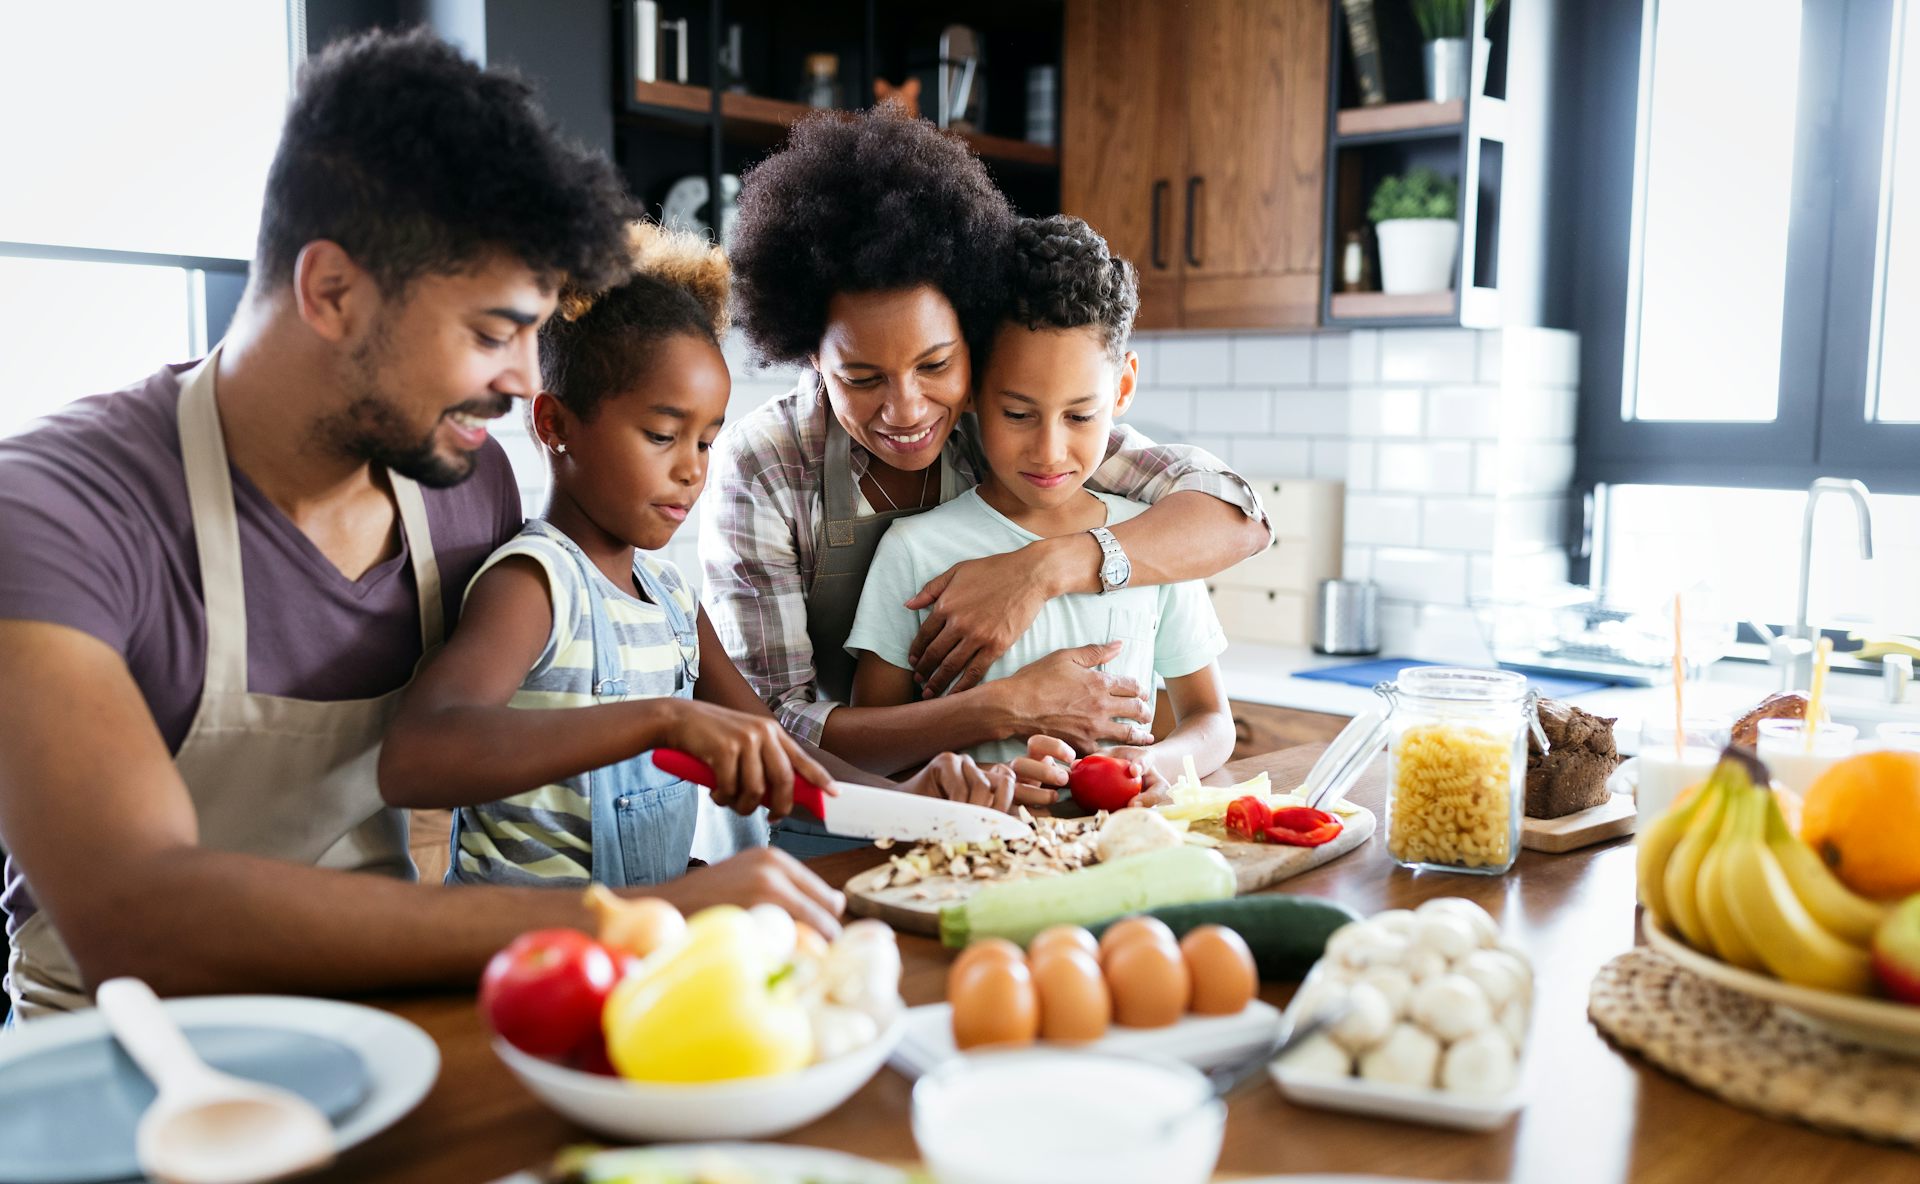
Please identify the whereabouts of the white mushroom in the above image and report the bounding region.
[1334,926,1411,974]
[1357,965,1415,1017]
[1410,973,1493,1042]
[1401,946,1448,984]
[1494,942,1536,988]
[1456,949,1525,1013]
[1370,908,1418,938]
[1278,1032,1353,1080]
[1290,976,1349,1024]
[808,1003,879,1062]
[1358,1022,1441,1089]
[1329,982,1395,1052]
[1095,807,1183,862]
[1440,1028,1517,1097]
[1409,912,1478,964]
[1417,897,1501,948]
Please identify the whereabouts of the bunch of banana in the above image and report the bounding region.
[1637,748,1887,994]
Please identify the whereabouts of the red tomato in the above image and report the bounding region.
[1224,795,1275,841]
[1068,754,1143,813]
[479,929,622,1060]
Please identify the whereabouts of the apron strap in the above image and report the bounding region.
[176,349,250,694]
[821,411,858,550]
[389,473,444,649]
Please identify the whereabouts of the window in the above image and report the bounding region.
[1869,0,1920,424]
[0,3,293,433]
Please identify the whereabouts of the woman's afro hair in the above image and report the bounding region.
[1002,215,1140,364]
[539,221,730,421]
[727,105,1017,367]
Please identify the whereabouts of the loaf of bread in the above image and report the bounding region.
[1525,699,1622,819]
[1729,692,1809,750]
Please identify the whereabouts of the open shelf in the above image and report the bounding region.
[629,80,1058,168]
[1329,290,1456,319]
[1334,99,1464,143]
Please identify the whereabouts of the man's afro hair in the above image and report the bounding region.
[727,105,1017,367]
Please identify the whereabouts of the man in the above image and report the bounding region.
[0,29,842,1021]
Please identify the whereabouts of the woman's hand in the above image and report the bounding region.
[899,752,1051,814]
[660,700,829,820]
[905,546,1060,696]
[997,643,1154,753]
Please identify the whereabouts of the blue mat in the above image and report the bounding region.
[1293,658,1616,699]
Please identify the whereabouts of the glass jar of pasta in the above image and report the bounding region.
[1382,667,1540,875]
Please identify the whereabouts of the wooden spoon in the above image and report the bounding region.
[95,978,335,1184]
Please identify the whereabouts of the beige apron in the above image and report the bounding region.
[6,347,441,1020]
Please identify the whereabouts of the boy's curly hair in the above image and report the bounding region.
[540,222,730,420]
[255,27,633,296]
[1003,215,1140,365]
[728,106,1017,367]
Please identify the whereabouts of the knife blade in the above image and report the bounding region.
[650,749,1036,846]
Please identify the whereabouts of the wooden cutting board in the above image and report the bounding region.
[1520,793,1636,854]
[844,805,1376,936]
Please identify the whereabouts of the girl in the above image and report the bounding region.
[380,224,1010,895]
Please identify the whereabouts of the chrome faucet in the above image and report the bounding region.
[1788,477,1874,690]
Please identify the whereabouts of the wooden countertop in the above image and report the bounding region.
[307,745,1919,1183]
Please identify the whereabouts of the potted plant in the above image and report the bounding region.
[1368,168,1459,295]
[1411,0,1501,103]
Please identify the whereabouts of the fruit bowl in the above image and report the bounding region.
[493,1016,904,1141]
[1642,915,1920,1055]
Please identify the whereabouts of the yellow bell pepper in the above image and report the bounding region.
[601,905,813,1082]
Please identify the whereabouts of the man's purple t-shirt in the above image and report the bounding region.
[0,363,523,934]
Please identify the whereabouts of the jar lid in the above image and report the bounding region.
[1394,666,1528,702]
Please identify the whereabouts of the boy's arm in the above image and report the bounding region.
[1112,662,1236,792]
[379,559,825,817]
[0,620,846,1000]
[909,427,1270,696]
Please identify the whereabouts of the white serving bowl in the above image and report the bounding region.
[912,1049,1224,1184]
[493,1017,904,1142]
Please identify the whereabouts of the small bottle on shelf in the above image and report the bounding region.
[800,54,843,110]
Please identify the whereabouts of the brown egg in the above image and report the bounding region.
[949,956,1040,1050]
[1105,938,1191,1028]
[1097,916,1177,970]
[1028,925,1099,963]
[950,937,1025,984]
[1179,925,1258,1016]
[1030,947,1111,1043]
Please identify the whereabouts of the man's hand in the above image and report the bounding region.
[661,701,830,820]
[1000,643,1153,753]
[905,545,1060,696]
[647,847,846,937]
[898,752,1049,814]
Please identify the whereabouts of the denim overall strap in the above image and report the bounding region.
[545,538,640,886]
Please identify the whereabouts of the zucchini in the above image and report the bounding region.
[938,846,1235,949]
[1087,895,1361,980]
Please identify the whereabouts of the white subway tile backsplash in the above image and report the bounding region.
[1188,434,1236,464]
[1424,386,1502,440]
[1378,328,1478,384]
[1469,555,1495,600]
[1344,441,1377,492]
[1312,332,1352,385]
[1421,496,1499,552]
[1134,385,1196,434]
[1371,547,1470,605]
[1233,436,1311,476]
[1192,387,1274,433]
[1341,545,1373,580]
[1275,389,1349,435]
[1157,334,1233,386]
[1378,598,1422,652]
[1348,387,1425,437]
[1375,441,1474,495]
[1310,438,1350,480]
[1346,494,1424,547]
[1231,335,1314,386]
[1498,385,1578,442]
[1475,331,1503,384]
[1472,442,1501,496]
[1130,336,1161,387]
[1349,330,1382,384]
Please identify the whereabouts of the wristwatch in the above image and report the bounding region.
[1089,526,1132,594]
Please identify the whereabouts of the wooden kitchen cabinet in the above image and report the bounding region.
[1063,0,1328,329]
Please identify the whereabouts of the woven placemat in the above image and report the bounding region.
[1589,947,1920,1145]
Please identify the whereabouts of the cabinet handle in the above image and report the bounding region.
[1150,179,1170,270]
[1184,176,1204,268]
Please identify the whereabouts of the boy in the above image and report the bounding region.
[844,216,1234,793]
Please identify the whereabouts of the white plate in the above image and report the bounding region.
[572,1142,907,1183]
[1642,914,1920,1054]
[0,994,438,1159]
[887,999,1282,1080]
[1268,966,1526,1131]
[493,1017,903,1142]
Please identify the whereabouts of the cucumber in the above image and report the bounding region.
[1087,895,1361,981]
[938,846,1235,949]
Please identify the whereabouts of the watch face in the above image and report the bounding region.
[1103,556,1131,587]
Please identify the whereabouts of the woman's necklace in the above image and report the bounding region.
[870,462,933,512]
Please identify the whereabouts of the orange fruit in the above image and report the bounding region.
[1800,750,1920,900]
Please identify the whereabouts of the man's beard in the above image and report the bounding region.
[318,327,504,489]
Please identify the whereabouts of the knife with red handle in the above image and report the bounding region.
[650,749,1035,845]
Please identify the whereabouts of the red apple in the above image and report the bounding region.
[1871,895,1920,1004]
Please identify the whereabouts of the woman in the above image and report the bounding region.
[702,108,1272,851]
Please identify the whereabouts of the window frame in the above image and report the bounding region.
[1574,0,1917,496]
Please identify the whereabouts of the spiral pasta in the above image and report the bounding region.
[1387,722,1516,869]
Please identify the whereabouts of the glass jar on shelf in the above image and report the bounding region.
[1381,667,1540,875]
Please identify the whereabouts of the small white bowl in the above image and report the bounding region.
[912,1049,1224,1184]
[492,1017,903,1142]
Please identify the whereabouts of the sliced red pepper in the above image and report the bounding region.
[1224,795,1275,841]
[1263,805,1343,848]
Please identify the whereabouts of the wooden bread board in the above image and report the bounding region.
[844,805,1376,937]
[1520,793,1636,854]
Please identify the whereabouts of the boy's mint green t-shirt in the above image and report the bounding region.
[844,489,1228,766]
